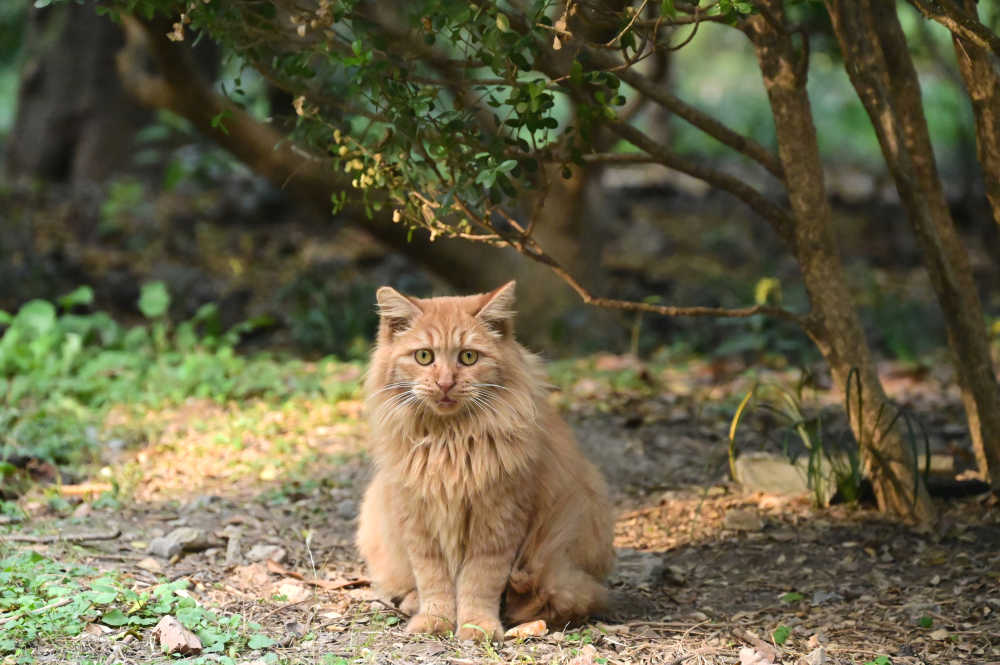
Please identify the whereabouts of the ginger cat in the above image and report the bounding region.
[356,281,614,641]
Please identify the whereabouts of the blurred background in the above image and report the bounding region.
[0,1,996,366]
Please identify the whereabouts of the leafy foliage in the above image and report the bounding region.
[0,548,275,657]
[0,282,360,469]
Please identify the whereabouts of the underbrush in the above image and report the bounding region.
[0,283,361,488]
[0,547,278,662]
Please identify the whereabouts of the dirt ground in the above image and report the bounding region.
[6,366,1000,665]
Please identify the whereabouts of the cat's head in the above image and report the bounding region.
[369,281,520,418]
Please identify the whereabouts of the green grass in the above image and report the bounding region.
[0,283,362,476]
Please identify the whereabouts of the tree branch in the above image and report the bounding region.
[583,49,785,179]
[907,0,1000,57]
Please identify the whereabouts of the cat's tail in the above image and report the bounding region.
[503,565,608,628]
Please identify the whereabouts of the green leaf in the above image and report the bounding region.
[15,299,57,336]
[497,159,518,173]
[495,13,510,32]
[247,633,276,649]
[138,282,171,319]
[660,0,677,18]
[102,609,129,626]
[58,286,95,311]
[918,615,933,628]
[772,625,790,645]
[779,591,804,604]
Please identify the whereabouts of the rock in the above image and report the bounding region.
[733,452,839,505]
[246,544,287,563]
[504,620,547,639]
[724,508,765,532]
[148,527,216,558]
[222,526,243,565]
[336,499,358,520]
[152,615,202,655]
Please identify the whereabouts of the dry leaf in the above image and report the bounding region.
[152,616,202,655]
[275,581,312,603]
[740,646,775,665]
[567,644,598,665]
[504,619,547,639]
[802,646,826,665]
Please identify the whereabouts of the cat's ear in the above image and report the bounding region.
[475,281,516,338]
[376,286,422,336]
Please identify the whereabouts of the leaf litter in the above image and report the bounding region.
[1,359,998,664]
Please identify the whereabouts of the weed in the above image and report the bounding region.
[729,376,862,507]
[0,547,276,656]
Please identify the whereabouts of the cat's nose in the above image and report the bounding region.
[436,379,455,395]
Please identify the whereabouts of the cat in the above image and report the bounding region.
[356,281,614,641]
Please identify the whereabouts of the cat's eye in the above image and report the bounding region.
[414,349,434,365]
[458,350,479,366]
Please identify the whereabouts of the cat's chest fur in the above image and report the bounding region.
[382,424,538,569]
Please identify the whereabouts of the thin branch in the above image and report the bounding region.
[1,529,122,544]
[583,49,785,179]
[0,598,73,627]
[908,0,1000,57]
[604,117,795,241]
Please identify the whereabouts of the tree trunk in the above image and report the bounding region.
[114,16,581,344]
[826,0,1000,488]
[950,0,1000,225]
[5,2,151,187]
[744,1,936,522]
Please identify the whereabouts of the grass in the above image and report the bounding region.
[0,283,362,481]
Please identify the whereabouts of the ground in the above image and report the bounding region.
[2,357,999,665]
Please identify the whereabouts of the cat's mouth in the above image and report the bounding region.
[434,396,461,412]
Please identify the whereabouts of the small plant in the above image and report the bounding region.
[0,548,276,655]
[729,375,862,507]
[864,656,892,665]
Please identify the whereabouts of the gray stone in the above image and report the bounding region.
[336,499,358,520]
[148,527,215,558]
[246,544,287,563]
[732,452,839,505]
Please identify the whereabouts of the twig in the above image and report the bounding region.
[0,597,72,626]
[1,529,121,544]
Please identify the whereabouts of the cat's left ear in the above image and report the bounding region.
[475,281,516,338]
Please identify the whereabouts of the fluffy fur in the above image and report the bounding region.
[356,282,614,641]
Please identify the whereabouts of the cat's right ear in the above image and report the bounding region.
[376,286,422,337]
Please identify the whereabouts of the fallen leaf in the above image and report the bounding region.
[83,623,113,636]
[929,628,949,640]
[152,615,202,655]
[275,581,312,603]
[504,619,547,639]
[802,646,826,665]
[740,646,775,665]
[567,643,598,665]
[266,560,302,578]
[137,557,163,573]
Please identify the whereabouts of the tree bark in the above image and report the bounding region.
[114,16,580,342]
[826,0,1000,488]
[744,1,936,522]
[5,2,151,187]
[949,0,1000,226]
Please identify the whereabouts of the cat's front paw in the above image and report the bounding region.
[456,615,504,642]
[405,612,455,636]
